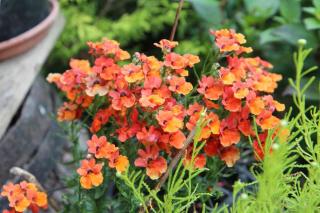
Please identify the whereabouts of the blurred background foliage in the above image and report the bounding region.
[45,0,320,102]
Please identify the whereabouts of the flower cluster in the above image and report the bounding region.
[1,181,47,213]
[77,135,129,189]
[48,29,284,184]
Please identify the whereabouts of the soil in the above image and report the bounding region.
[0,0,50,42]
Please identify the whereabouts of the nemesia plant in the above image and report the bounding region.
[47,28,284,174]
[1,181,48,213]
[41,27,285,211]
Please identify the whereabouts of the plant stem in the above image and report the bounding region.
[169,0,185,41]
[155,128,196,191]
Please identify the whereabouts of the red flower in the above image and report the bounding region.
[198,76,224,100]
[211,29,252,54]
[168,76,193,95]
[134,145,167,179]
[109,89,136,110]
[220,146,240,167]
[156,110,184,133]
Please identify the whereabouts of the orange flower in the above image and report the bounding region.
[146,157,167,180]
[184,153,207,169]
[144,56,162,76]
[70,59,92,74]
[207,112,220,135]
[197,112,221,140]
[238,119,254,136]
[219,67,235,85]
[94,57,121,81]
[25,189,47,209]
[220,129,241,147]
[48,31,285,180]
[222,87,242,112]
[57,102,82,121]
[77,159,104,189]
[168,130,186,149]
[257,113,280,130]
[115,109,141,142]
[87,135,119,159]
[114,155,129,173]
[183,54,200,67]
[247,96,265,115]
[211,29,252,54]
[204,137,221,157]
[8,194,30,212]
[186,103,203,131]
[90,107,114,133]
[198,76,224,100]
[154,39,178,52]
[134,146,167,179]
[143,76,162,89]
[203,98,220,109]
[156,110,184,133]
[136,126,161,145]
[232,82,249,99]
[168,76,193,95]
[1,181,48,213]
[87,38,130,61]
[1,183,20,198]
[253,75,279,93]
[2,209,16,213]
[164,53,187,69]
[139,93,165,108]
[122,63,144,83]
[109,89,136,110]
[220,146,240,167]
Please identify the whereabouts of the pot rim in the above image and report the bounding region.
[0,0,59,50]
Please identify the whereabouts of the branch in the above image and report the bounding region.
[99,0,115,17]
[169,0,185,41]
[10,167,60,212]
[155,128,196,191]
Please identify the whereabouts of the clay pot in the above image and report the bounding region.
[0,0,59,61]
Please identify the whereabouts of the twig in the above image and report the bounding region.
[99,0,115,17]
[155,128,196,191]
[10,167,60,212]
[169,0,185,41]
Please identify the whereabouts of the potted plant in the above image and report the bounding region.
[0,0,59,60]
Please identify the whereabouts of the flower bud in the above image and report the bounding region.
[272,143,280,150]
[298,39,307,46]
[240,193,248,199]
[280,119,288,127]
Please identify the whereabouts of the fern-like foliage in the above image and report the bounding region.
[214,40,320,213]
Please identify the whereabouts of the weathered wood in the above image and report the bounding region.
[26,121,67,184]
[0,76,68,211]
[0,14,65,139]
[0,77,56,183]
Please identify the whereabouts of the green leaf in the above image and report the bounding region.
[304,17,320,30]
[80,194,97,213]
[271,24,318,47]
[313,0,320,9]
[259,28,283,44]
[280,0,301,23]
[188,0,223,25]
[303,7,316,15]
[244,0,280,21]
[284,78,320,101]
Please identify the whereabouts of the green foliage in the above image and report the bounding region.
[46,0,188,71]
[214,41,320,213]
[116,112,212,213]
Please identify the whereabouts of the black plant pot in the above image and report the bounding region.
[0,0,50,42]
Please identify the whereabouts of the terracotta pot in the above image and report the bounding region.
[0,0,59,61]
